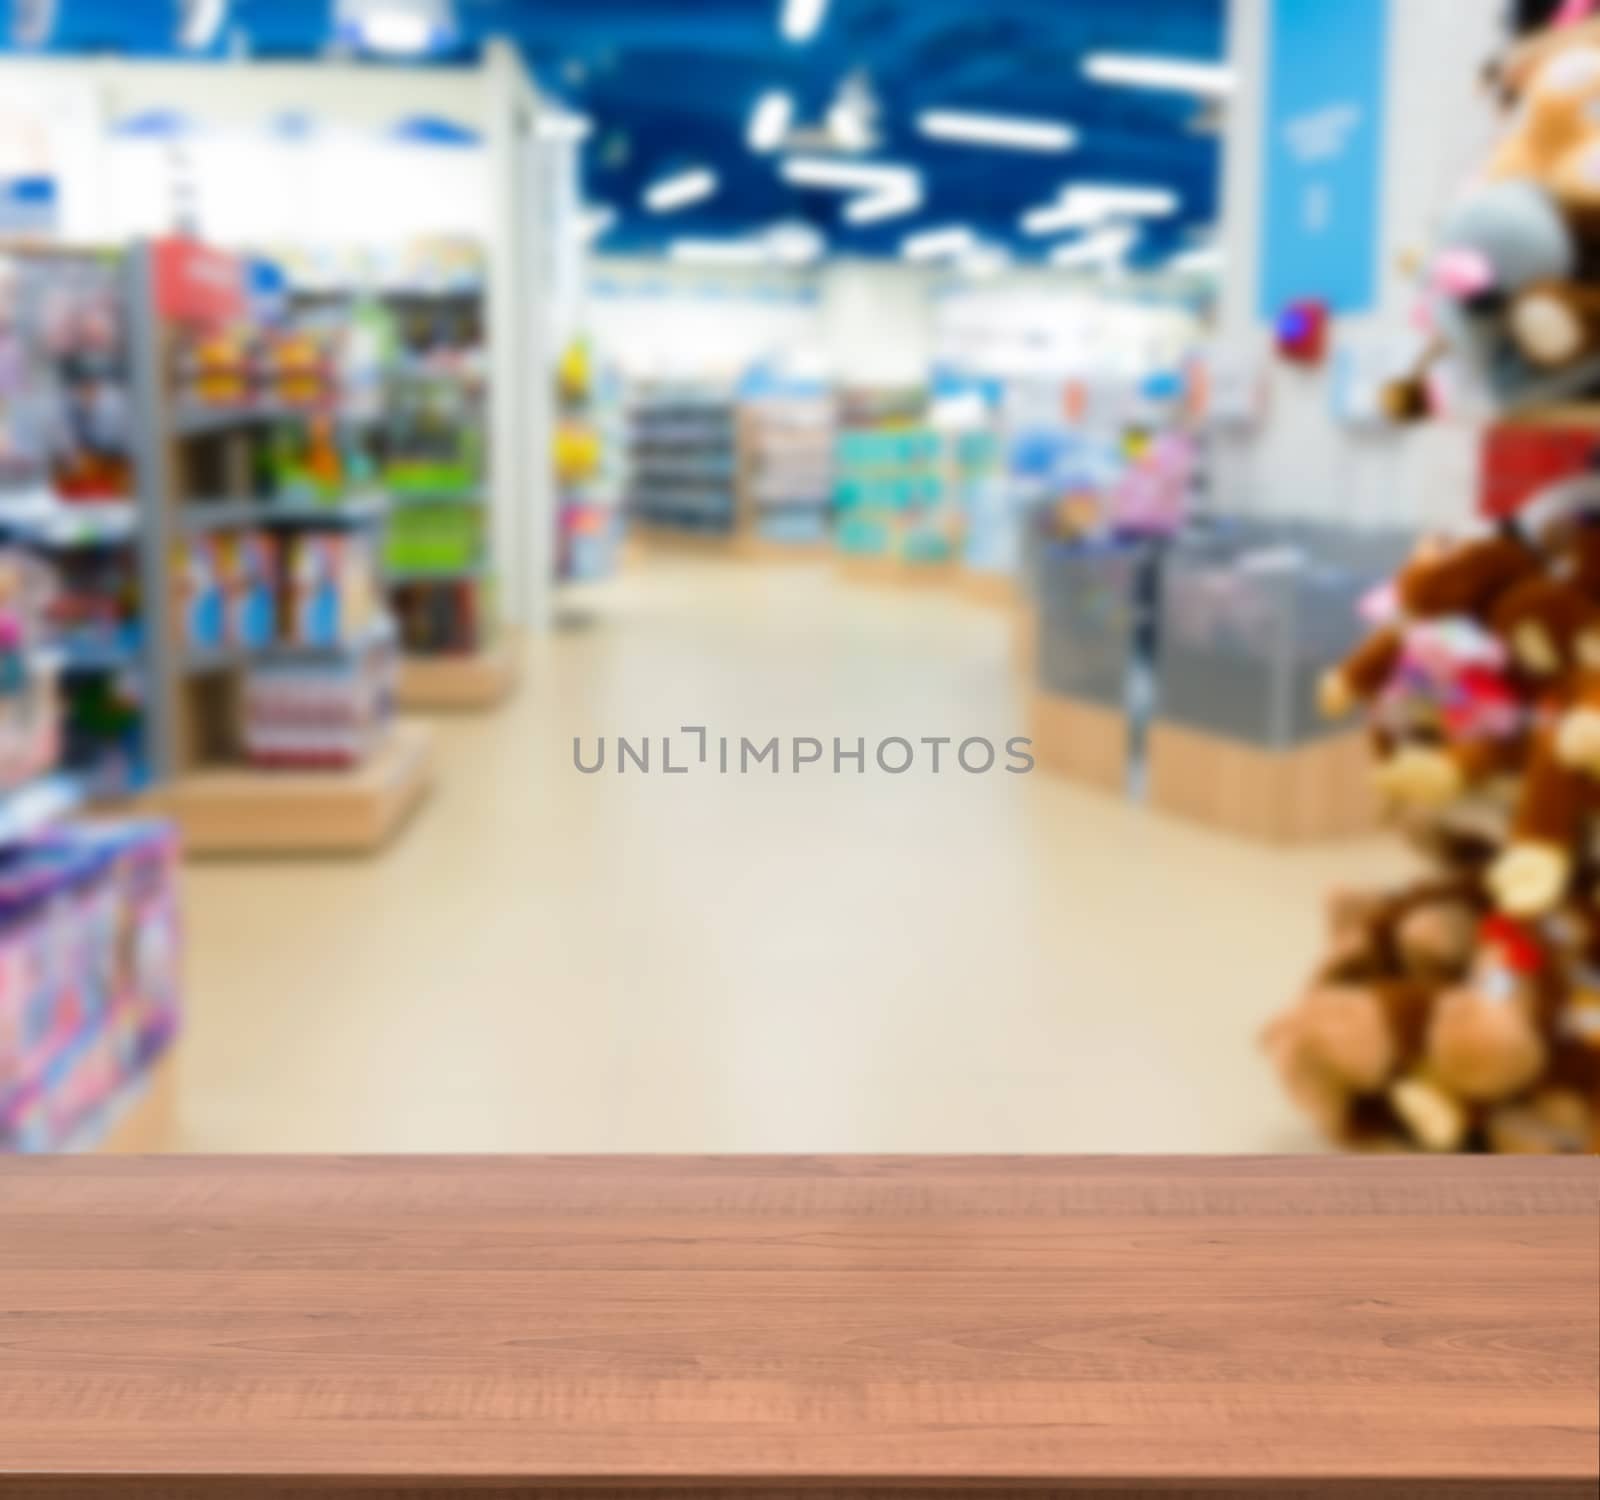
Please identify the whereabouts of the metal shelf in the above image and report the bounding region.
[180,493,388,531]
[0,495,138,548]
[386,564,485,585]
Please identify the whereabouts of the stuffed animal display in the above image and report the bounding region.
[1267,514,1600,1151]
[1386,12,1600,416]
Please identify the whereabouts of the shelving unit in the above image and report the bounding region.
[833,390,958,587]
[119,241,432,855]
[736,391,835,562]
[628,385,745,552]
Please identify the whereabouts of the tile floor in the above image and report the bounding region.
[177,557,1406,1152]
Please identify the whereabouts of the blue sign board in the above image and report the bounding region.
[1257,0,1389,319]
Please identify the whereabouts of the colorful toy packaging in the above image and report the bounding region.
[242,638,396,770]
[0,820,181,1152]
[284,531,381,648]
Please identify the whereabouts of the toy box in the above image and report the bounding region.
[0,820,181,1152]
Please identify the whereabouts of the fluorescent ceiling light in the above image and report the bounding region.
[903,225,976,262]
[1083,52,1233,98]
[781,0,828,44]
[1021,183,1178,236]
[781,156,918,193]
[748,91,793,153]
[1050,224,1137,269]
[361,10,432,53]
[766,222,826,265]
[963,245,1011,280]
[918,109,1077,153]
[844,182,921,225]
[1070,184,1178,217]
[644,167,718,213]
[1168,245,1222,275]
[828,96,873,152]
[671,239,768,266]
[538,111,593,143]
[179,0,227,49]
[1021,198,1106,237]
[581,206,617,244]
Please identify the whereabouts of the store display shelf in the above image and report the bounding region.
[385,487,483,508]
[959,568,1018,609]
[185,619,395,675]
[181,493,387,532]
[387,562,485,584]
[257,618,397,665]
[59,637,141,673]
[397,633,519,712]
[173,400,333,437]
[0,495,137,548]
[156,720,434,857]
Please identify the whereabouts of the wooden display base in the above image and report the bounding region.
[1147,720,1378,844]
[741,537,833,565]
[1012,602,1037,684]
[631,525,748,559]
[959,568,1017,609]
[1029,689,1128,795]
[837,552,958,589]
[94,1052,178,1154]
[397,636,519,712]
[158,721,435,857]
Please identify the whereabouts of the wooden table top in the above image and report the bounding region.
[0,1154,1595,1498]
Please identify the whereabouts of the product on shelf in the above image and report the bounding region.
[392,578,483,656]
[1266,14,1600,1153]
[1267,499,1600,1152]
[0,820,181,1152]
[555,337,623,581]
[834,392,954,566]
[219,531,279,650]
[628,384,738,535]
[242,636,397,770]
[740,387,835,548]
[285,530,381,649]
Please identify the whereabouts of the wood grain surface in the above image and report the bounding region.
[0,1155,1594,1497]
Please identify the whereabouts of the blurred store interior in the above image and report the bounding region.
[3,0,1600,1157]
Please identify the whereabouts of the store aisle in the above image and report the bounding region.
[179,559,1405,1153]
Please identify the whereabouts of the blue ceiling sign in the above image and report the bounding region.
[1258,0,1389,318]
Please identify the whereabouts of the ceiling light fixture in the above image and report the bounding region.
[178,0,227,49]
[1168,245,1223,276]
[336,0,456,57]
[917,109,1077,153]
[644,167,719,213]
[1020,198,1106,237]
[1050,224,1137,269]
[538,111,593,143]
[1083,52,1234,98]
[781,0,828,45]
[963,245,1012,280]
[1021,183,1179,236]
[581,206,617,244]
[844,182,922,225]
[766,222,826,265]
[902,225,976,262]
[781,156,918,193]
[671,239,769,266]
[748,91,794,153]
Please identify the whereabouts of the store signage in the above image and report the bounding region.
[1257,0,1389,319]
[0,176,55,235]
[152,237,245,327]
